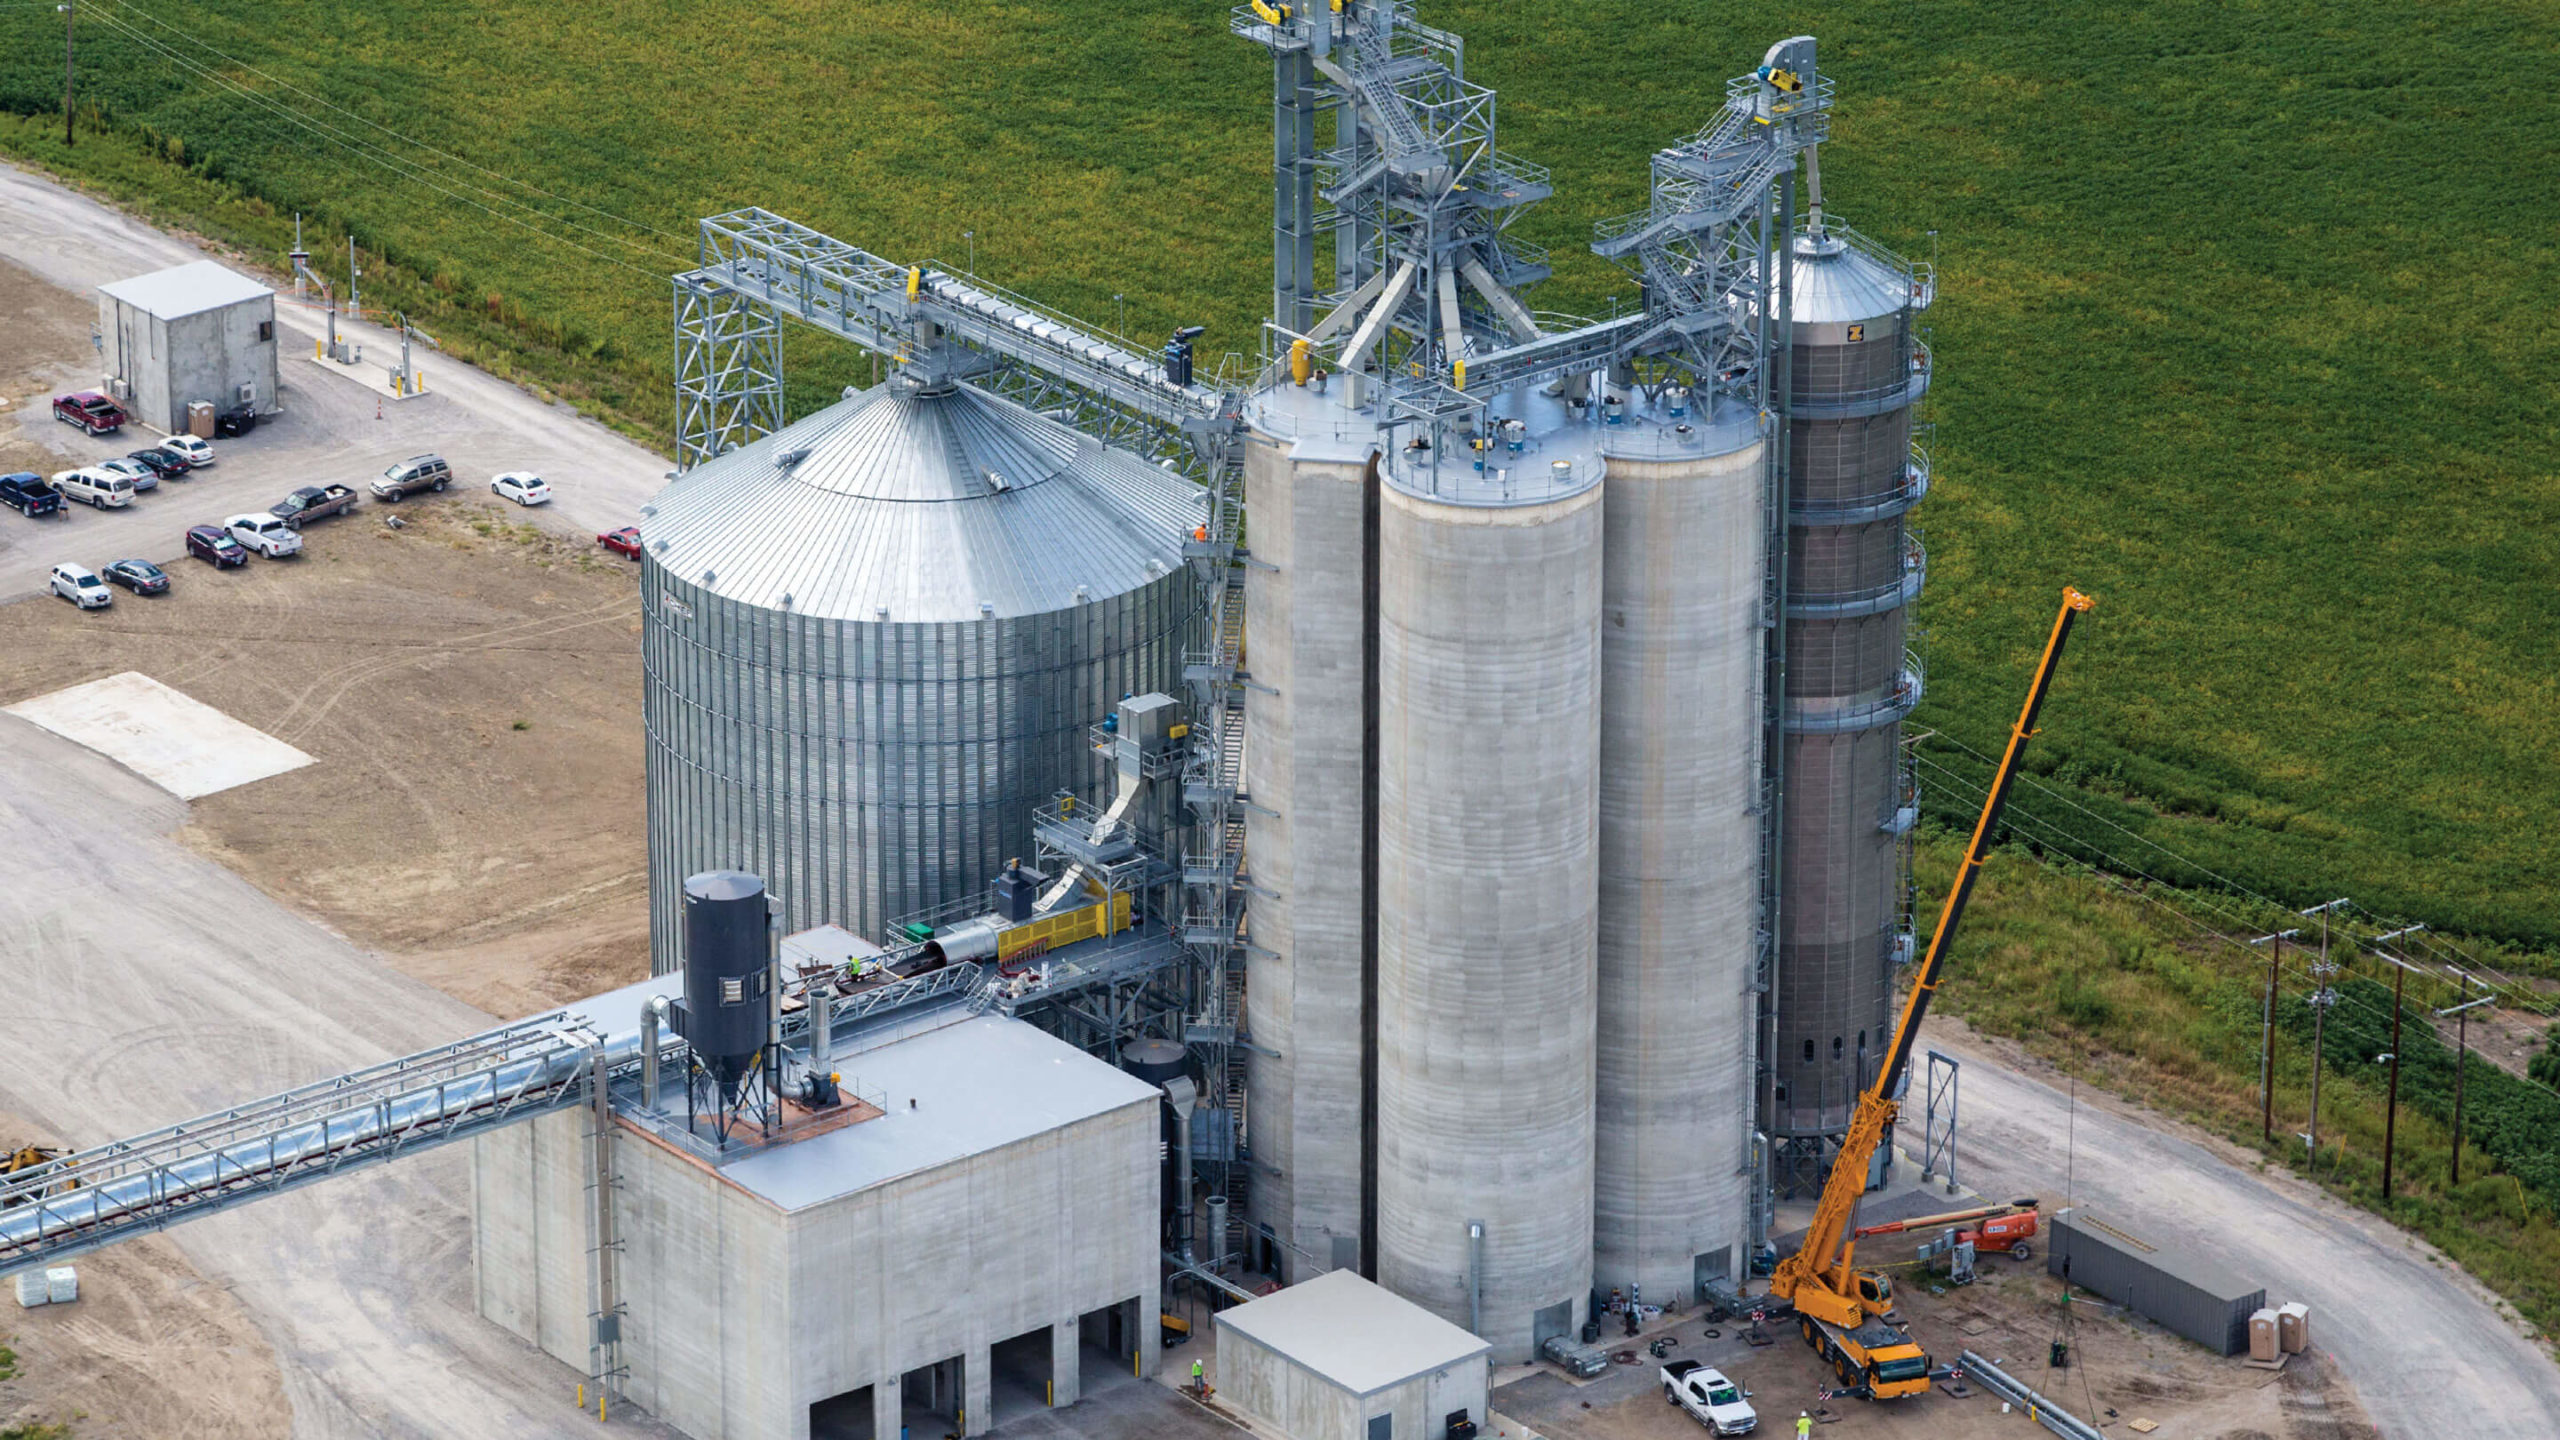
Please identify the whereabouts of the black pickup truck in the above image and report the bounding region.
[270,484,361,529]
[0,472,65,518]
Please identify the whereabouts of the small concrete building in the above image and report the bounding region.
[473,977,1163,1440]
[97,260,279,434]
[1217,1270,1491,1440]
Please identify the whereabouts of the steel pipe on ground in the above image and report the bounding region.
[1958,1350,2105,1440]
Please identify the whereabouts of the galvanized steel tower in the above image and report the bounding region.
[1768,223,1934,1193]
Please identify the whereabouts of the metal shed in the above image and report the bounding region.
[97,261,279,434]
[2048,1207,2265,1355]
[1217,1269,1492,1440]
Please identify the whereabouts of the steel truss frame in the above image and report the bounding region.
[0,1015,609,1278]
[672,272,784,470]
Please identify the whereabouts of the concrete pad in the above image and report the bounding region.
[6,671,313,797]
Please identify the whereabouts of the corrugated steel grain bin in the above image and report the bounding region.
[2048,1208,2265,1356]
[1217,1270,1492,1440]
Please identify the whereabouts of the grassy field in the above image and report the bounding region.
[0,2,2555,940]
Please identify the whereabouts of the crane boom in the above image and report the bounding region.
[1768,586,2096,1390]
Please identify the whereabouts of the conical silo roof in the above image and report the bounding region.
[1783,230,1917,325]
[644,377,1197,623]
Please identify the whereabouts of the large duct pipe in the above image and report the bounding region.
[640,994,673,1109]
[1165,1077,1200,1265]
[1960,1350,2107,1440]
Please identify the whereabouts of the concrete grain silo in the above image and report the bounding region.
[1374,420,1604,1363]
[639,374,1199,972]
[1239,396,1379,1282]
[1592,395,1768,1303]
[1770,226,1933,1187]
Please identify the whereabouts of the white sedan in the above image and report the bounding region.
[491,472,552,506]
[160,435,216,467]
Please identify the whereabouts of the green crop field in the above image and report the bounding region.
[3,0,2557,952]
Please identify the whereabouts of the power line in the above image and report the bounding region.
[80,9,681,280]
[86,0,692,253]
[1908,751,2560,1113]
[1916,732,2553,1011]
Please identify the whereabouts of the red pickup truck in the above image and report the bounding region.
[54,392,127,436]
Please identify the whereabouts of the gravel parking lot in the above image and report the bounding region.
[0,164,675,602]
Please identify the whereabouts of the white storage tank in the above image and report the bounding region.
[1238,387,1380,1281]
[1374,414,1604,1362]
[1593,394,1768,1303]
[639,374,1200,969]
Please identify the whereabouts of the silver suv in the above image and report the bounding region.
[370,454,453,501]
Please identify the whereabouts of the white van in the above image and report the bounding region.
[53,467,135,509]
[224,512,304,558]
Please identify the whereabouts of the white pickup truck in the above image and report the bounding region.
[1662,1359,1758,1436]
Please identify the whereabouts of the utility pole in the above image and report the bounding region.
[2249,928,2300,1143]
[2298,899,2350,1155]
[348,235,362,322]
[59,2,74,148]
[2438,969,2491,1186]
[2378,953,2409,1201]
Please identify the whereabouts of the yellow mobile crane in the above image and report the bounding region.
[1768,587,2096,1399]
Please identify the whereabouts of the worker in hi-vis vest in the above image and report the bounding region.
[1796,1413,1813,1439]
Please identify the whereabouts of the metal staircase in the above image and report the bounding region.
[1180,432,1254,1206]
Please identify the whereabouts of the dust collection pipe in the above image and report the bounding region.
[640,994,673,1108]
[1163,1077,1199,1266]
[807,975,835,1078]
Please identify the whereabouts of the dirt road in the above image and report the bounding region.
[0,714,672,1439]
[1932,1017,2560,1439]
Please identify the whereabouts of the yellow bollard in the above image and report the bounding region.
[576,1382,585,1409]
[599,1395,607,1421]
[314,338,323,360]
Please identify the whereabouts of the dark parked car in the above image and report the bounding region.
[214,404,258,437]
[127,448,192,480]
[185,523,249,568]
[597,526,643,560]
[0,472,64,517]
[53,391,126,435]
[102,559,171,595]
[271,484,360,528]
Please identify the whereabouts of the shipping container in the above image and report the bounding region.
[2047,1207,2265,1356]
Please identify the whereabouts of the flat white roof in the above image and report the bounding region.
[562,975,1158,1211]
[99,260,273,320]
[1218,1269,1491,1397]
